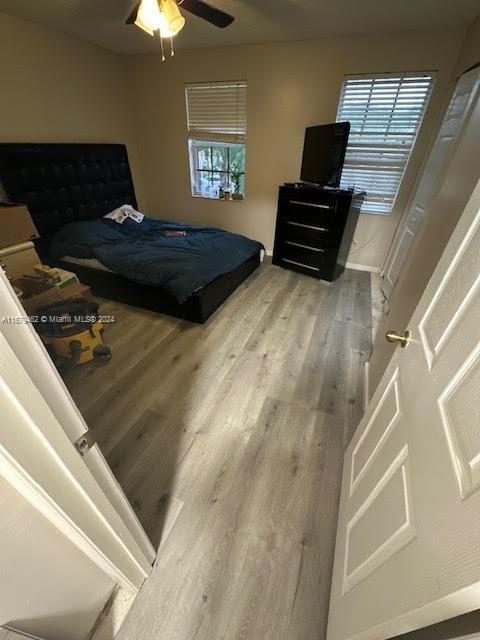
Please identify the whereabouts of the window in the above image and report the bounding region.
[336,73,435,214]
[188,140,245,199]
[185,81,247,199]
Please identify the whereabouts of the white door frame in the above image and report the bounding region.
[0,269,154,591]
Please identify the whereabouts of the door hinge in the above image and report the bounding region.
[74,430,96,456]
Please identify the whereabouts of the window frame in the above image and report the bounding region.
[185,80,247,201]
[188,139,246,199]
[336,71,436,215]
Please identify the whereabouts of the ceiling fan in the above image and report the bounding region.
[126,0,234,59]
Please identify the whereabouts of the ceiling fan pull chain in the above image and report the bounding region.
[170,36,175,56]
[159,33,166,62]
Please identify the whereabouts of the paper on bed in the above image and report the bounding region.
[104,204,144,224]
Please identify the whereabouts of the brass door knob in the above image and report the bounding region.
[385,329,411,348]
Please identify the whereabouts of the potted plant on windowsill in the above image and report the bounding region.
[230,164,244,201]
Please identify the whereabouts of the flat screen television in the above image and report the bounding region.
[300,122,350,188]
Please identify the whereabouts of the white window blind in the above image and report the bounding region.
[185,81,247,142]
[336,73,435,214]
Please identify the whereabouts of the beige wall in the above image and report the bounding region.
[0,475,113,640]
[0,13,466,270]
[0,12,146,206]
[126,30,463,267]
[368,17,480,395]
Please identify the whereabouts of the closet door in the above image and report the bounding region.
[382,66,480,300]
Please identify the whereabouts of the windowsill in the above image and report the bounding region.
[192,194,245,202]
[361,209,393,217]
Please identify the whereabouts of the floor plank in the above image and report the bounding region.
[63,263,372,640]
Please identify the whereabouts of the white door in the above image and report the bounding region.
[382,66,480,299]
[0,270,154,592]
[327,179,480,640]
[0,268,155,566]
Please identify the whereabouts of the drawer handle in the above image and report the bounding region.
[286,221,329,232]
[285,240,325,253]
[282,258,320,272]
[288,200,332,210]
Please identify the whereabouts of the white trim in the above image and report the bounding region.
[363,361,370,412]
[346,262,380,273]
[342,70,437,81]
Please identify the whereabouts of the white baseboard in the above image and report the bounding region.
[346,262,380,273]
[363,361,370,413]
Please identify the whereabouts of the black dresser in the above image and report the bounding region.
[272,185,365,282]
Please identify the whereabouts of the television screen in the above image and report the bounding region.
[300,122,350,188]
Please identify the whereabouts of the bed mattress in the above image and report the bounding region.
[62,255,113,273]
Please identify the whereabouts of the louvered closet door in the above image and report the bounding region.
[382,67,480,300]
[327,179,480,640]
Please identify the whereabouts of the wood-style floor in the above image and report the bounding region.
[64,263,372,640]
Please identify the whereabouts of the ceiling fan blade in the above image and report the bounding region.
[126,1,141,24]
[180,0,234,28]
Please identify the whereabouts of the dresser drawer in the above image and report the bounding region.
[280,218,339,246]
[278,201,339,232]
[280,198,336,218]
[280,188,339,209]
[280,242,334,272]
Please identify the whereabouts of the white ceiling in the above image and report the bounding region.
[1,0,479,55]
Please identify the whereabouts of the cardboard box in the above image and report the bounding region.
[0,242,41,279]
[14,277,92,315]
[61,282,92,303]
[0,202,39,249]
[13,277,61,314]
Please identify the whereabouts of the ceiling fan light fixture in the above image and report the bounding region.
[161,0,186,36]
[134,0,185,38]
[135,0,162,35]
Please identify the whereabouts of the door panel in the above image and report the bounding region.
[0,268,155,564]
[384,226,415,293]
[344,444,416,596]
[0,269,153,592]
[439,346,480,498]
[382,67,480,299]
[328,180,480,640]
[350,369,402,495]
[419,219,480,369]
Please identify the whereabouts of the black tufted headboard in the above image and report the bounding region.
[0,143,137,237]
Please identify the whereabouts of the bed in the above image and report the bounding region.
[0,143,262,323]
